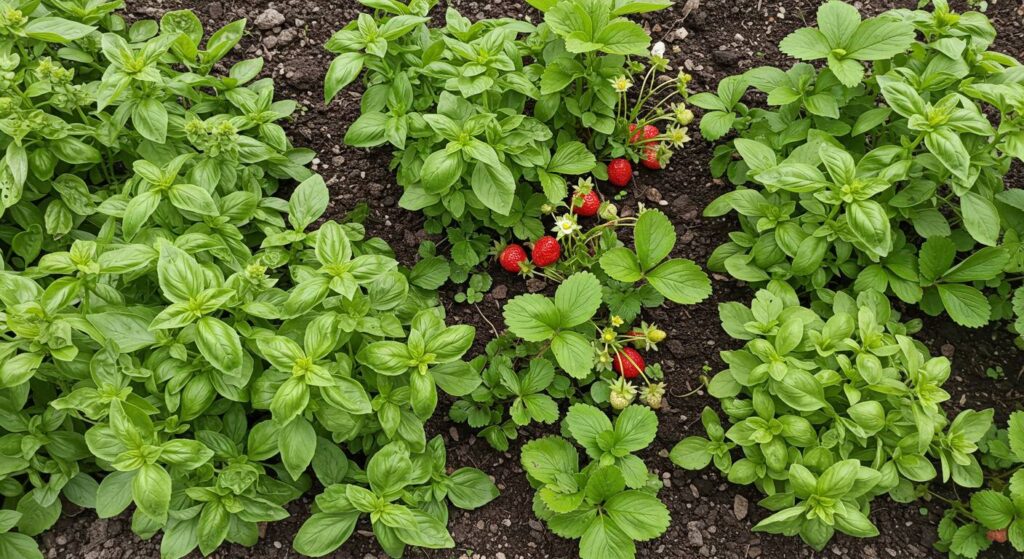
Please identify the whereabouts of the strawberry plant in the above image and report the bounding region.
[524,0,695,178]
[697,0,1024,328]
[673,282,991,550]
[323,0,696,283]
[449,334,558,451]
[503,208,710,377]
[452,206,710,449]
[0,3,495,557]
[521,403,669,559]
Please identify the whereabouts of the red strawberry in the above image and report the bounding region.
[987,529,1008,543]
[498,244,528,273]
[571,190,600,216]
[628,123,641,143]
[531,236,560,267]
[613,347,646,379]
[628,124,659,144]
[608,158,632,188]
[626,331,645,348]
[641,144,662,170]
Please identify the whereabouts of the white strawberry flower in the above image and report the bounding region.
[610,75,632,93]
[552,214,580,238]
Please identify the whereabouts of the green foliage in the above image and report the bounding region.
[600,208,712,304]
[323,0,682,279]
[521,404,669,559]
[933,411,1024,558]
[526,0,692,170]
[293,437,497,557]
[500,208,709,380]
[324,0,596,249]
[451,208,709,449]
[449,333,565,451]
[673,282,991,550]
[697,0,1024,328]
[503,271,604,379]
[778,1,916,87]
[0,3,493,557]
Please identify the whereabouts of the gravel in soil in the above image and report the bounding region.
[40,0,1024,558]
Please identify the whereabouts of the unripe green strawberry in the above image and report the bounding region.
[609,378,637,410]
[642,382,665,409]
[599,202,618,221]
[649,327,666,343]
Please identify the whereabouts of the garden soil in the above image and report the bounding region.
[40,0,1024,558]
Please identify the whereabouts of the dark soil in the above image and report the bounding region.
[41,0,1024,558]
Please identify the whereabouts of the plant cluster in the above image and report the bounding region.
[451,207,711,450]
[521,403,670,559]
[0,3,496,558]
[673,283,993,549]
[323,7,715,555]
[294,437,498,556]
[678,1,1024,556]
[324,0,695,286]
[697,0,1024,329]
[926,411,1024,558]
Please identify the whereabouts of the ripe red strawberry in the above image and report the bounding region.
[608,158,632,188]
[641,144,662,170]
[613,347,646,379]
[531,236,560,267]
[987,529,1008,543]
[628,124,659,144]
[571,190,600,216]
[498,244,528,273]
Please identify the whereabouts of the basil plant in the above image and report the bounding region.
[698,0,1024,329]
[0,2,492,557]
[324,0,596,246]
[295,436,497,557]
[672,281,990,550]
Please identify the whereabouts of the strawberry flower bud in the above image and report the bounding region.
[601,328,617,343]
